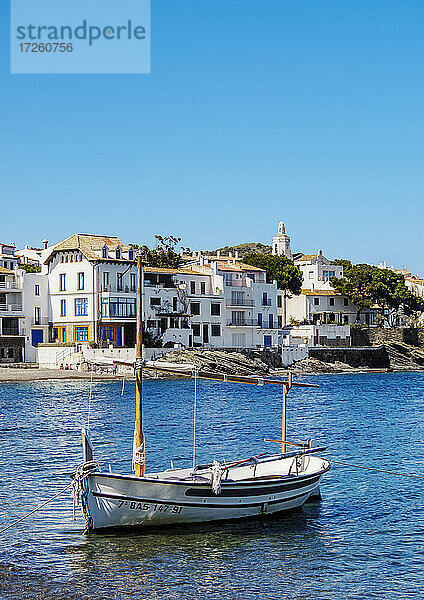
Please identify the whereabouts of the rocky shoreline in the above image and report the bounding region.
[1,341,424,383]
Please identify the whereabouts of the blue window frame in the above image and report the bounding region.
[75,326,89,342]
[101,297,136,318]
[77,272,84,290]
[264,335,272,347]
[59,273,66,291]
[75,298,88,316]
[258,313,262,327]
[102,327,115,341]
[60,299,66,317]
[269,314,273,328]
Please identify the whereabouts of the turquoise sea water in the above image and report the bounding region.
[0,373,423,599]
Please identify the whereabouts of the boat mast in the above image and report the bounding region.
[281,372,293,454]
[134,252,145,477]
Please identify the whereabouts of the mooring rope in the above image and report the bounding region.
[0,483,73,535]
[322,457,424,480]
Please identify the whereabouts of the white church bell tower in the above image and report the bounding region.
[272,221,292,259]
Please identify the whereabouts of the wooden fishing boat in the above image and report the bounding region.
[73,255,330,532]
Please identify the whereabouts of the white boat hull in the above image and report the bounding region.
[80,455,330,531]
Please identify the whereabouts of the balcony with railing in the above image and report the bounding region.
[0,303,23,312]
[224,279,248,288]
[0,281,22,291]
[101,285,136,294]
[258,321,279,329]
[144,281,176,289]
[227,318,279,328]
[227,319,257,327]
[226,299,255,307]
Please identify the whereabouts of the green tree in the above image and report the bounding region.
[139,235,182,269]
[243,253,303,294]
[330,261,424,325]
[18,263,41,273]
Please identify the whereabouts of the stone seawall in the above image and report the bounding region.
[309,346,390,369]
[351,327,422,347]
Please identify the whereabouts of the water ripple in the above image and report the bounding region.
[0,373,424,598]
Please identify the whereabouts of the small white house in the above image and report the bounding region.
[278,251,376,327]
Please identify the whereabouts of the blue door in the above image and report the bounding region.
[117,327,122,347]
[31,330,44,347]
[269,314,273,328]
[264,335,272,348]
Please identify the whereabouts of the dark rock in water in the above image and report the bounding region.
[157,349,271,376]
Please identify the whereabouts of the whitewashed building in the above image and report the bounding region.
[144,258,279,349]
[44,234,138,347]
[278,250,376,327]
[42,234,279,351]
[0,241,49,363]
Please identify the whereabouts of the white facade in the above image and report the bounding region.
[0,255,49,362]
[405,277,424,325]
[45,234,138,348]
[279,251,375,328]
[143,258,279,349]
[282,324,351,348]
[21,270,50,362]
[42,235,280,352]
[295,250,343,291]
[2,232,282,360]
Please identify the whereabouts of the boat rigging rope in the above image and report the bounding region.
[87,372,93,430]
[192,369,197,471]
[322,457,424,480]
[0,483,73,535]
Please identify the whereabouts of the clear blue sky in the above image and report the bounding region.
[2,1,424,273]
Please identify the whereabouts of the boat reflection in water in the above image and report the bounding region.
[66,503,327,596]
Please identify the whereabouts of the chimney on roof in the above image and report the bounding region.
[217,250,220,258]
[43,239,48,250]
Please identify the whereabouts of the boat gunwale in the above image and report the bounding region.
[87,462,331,488]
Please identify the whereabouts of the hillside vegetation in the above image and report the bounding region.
[204,242,272,257]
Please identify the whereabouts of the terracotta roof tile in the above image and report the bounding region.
[295,254,317,262]
[45,233,132,262]
[216,262,264,273]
